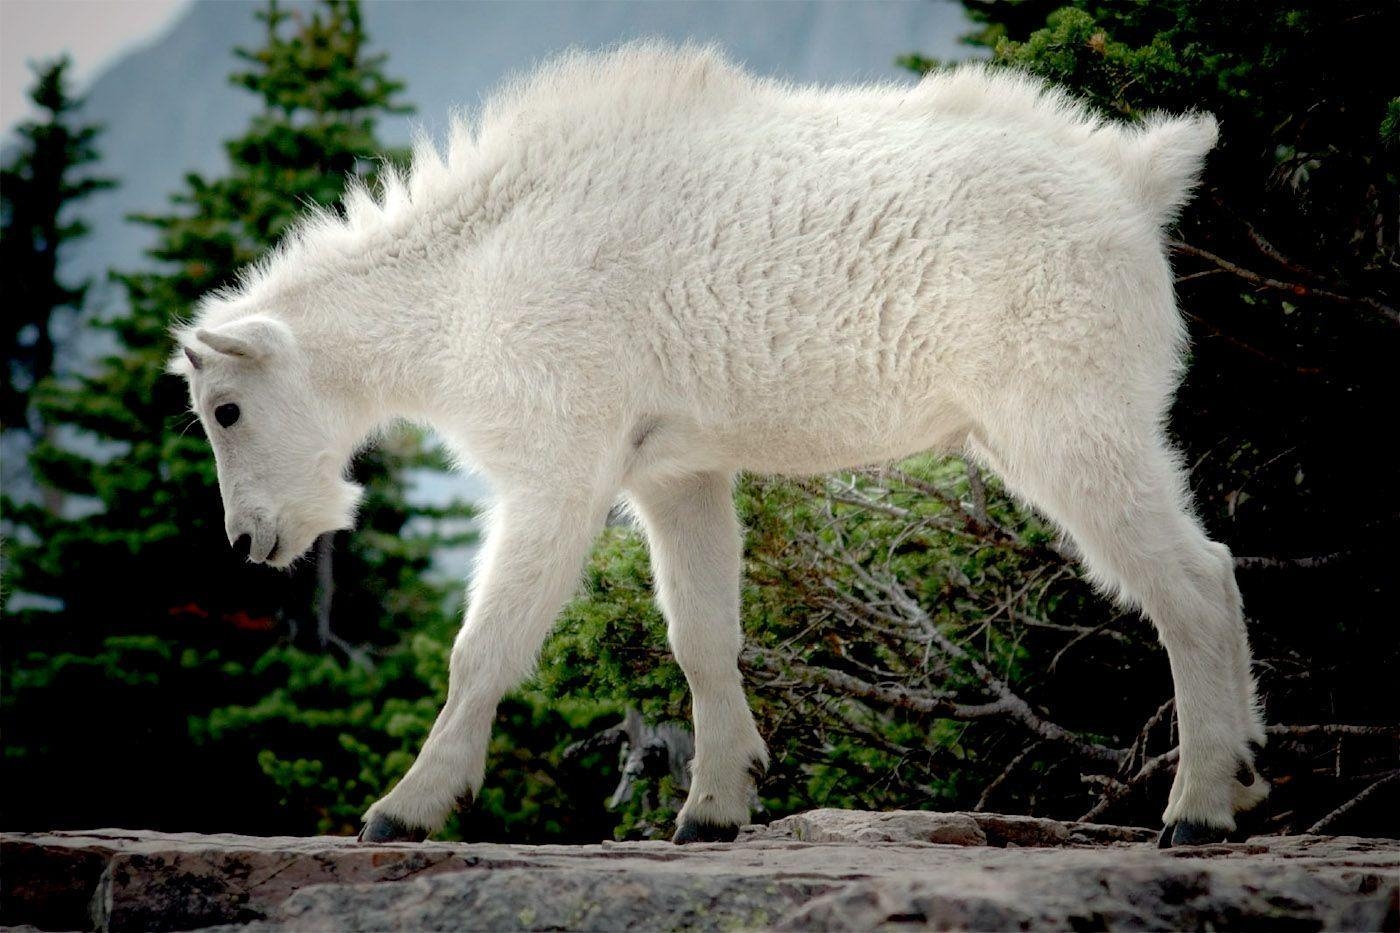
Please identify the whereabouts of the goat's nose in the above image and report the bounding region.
[232,533,252,558]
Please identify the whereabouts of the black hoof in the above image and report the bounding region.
[1158,820,1229,848]
[358,812,429,843]
[672,820,740,845]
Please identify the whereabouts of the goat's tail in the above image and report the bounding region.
[1109,113,1218,226]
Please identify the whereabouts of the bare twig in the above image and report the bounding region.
[878,466,1079,564]
[1169,239,1398,326]
[878,571,1125,765]
[1268,723,1400,739]
[966,463,990,530]
[1183,310,1325,376]
[1012,611,1130,643]
[797,538,1126,766]
[1078,748,1178,823]
[1048,615,1130,672]
[880,466,1017,544]
[1307,770,1400,834]
[1124,698,1176,774]
[1174,269,1227,285]
[1242,220,1321,281]
[1234,551,1354,571]
[976,741,1041,812]
[744,648,1007,721]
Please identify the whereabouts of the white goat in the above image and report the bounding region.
[172,43,1268,847]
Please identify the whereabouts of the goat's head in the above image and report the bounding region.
[170,313,363,568]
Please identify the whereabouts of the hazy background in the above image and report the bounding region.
[1,0,188,131]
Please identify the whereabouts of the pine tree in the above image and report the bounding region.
[2,0,467,834]
[1,57,114,438]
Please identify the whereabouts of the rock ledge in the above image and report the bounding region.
[3,809,1396,931]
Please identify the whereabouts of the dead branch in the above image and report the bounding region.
[1169,239,1398,326]
[1307,770,1400,834]
[1242,220,1323,281]
[1267,723,1400,739]
[1234,551,1354,571]
[745,648,1007,721]
[878,466,1079,564]
[790,530,1127,766]
[966,463,990,529]
[1124,698,1176,774]
[1048,614,1131,672]
[880,466,1017,545]
[975,741,1042,812]
[1011,612,1131,643]
[1078,748,1178,823]
[862,565,1126,765]
[1174,269,1227,285]
[1182,309,1326,376]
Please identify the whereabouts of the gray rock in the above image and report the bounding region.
[778,843,1400,932]
[2,813,1395,932]
[748,808,1161,847]
[258,867,840,933]
[755,808,989,845]
[1,834,115,931]
[2,829,513,932]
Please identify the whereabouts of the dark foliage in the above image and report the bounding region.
[1,0,467,835]
[1,57,114,433]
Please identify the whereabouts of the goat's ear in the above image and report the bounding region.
[196,315,295,362]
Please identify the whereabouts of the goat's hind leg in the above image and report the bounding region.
[628,472,769,843]
[970,415,1267,846]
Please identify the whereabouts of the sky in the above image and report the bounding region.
[1,0,189,132]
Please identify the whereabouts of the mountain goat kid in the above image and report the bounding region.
[172,44,1268,848]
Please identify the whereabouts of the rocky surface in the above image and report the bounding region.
[3,810,1396,932]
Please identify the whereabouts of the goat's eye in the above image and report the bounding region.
[214,403,240,428]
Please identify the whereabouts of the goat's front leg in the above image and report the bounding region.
[629,472,769,843]
[359,489,608,841]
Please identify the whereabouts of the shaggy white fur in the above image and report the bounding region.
[173,42,1267,843]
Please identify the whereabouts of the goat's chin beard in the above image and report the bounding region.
[269,490,362,570]
[266,534,313,570]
